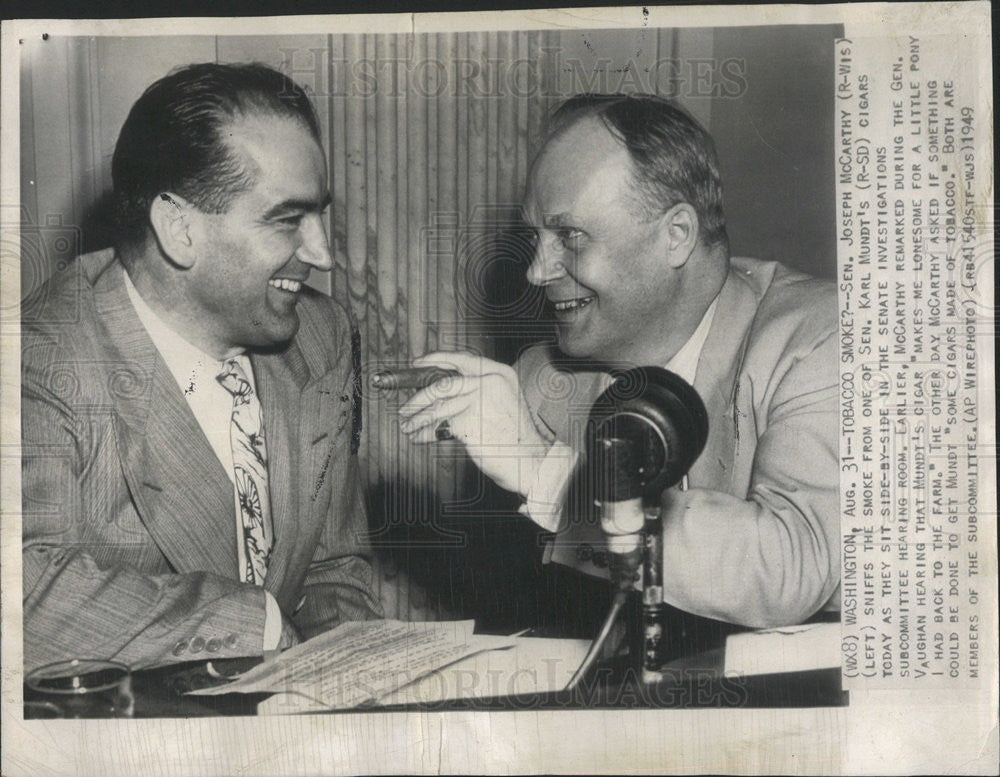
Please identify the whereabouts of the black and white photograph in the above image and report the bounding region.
[1,4,995,775]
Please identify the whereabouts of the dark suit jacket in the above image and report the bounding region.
[517,257,839,628]
[22,249,382,672]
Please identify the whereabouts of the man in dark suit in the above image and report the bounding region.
[400,94,838,631]
[22,63,381,673]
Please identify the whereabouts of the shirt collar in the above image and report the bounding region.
[664,295,718,384]
[123,269,246,387]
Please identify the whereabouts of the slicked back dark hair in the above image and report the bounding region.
[549,93,728,250]
[112,62,320,258]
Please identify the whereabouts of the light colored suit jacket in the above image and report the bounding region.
[22,249,381,672]
[517,257,839,628]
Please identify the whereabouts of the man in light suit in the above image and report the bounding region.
[22,63,381,673]
[400,94,838,630]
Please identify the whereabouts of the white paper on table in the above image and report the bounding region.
[723,621,840,676]
[374,636,589,705]
[187,619,514,711]
[257,635,591,715]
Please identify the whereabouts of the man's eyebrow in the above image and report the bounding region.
[542,212,573,228]
[262,192,332,220]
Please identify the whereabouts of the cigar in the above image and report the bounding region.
[370,367,462,391]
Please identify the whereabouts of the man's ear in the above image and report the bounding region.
[660,203,699,269]
[149,193,197,269]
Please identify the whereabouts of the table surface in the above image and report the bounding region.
[25,642,844,718]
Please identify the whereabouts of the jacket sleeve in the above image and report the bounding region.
[21,376,269,673]
[658,327,840,627]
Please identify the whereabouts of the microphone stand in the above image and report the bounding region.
[640,474,686,683]
[641,501,666,684]
[567,367,708,691]
[566,490,670,690]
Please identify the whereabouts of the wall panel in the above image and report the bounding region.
[26,36,76,274]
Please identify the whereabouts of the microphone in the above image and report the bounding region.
[585,366,708,502]
[582,366,708,681]
[370,367,461,391]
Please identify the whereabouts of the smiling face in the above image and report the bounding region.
[184,113,332,357]
[523,117,684,366]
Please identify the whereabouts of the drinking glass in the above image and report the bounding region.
[25,659,134,718]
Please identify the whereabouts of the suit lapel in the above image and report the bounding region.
[689,263,763,491]
[94,263,238,577]
[251,347,305,605]
[135,364,239,576]
[253,325,349,612]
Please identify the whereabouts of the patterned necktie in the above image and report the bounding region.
[217,358,272,585]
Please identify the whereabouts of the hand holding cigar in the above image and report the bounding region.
[369,367,462,391]
[395,352,552,495]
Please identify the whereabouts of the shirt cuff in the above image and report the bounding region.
[518,440,578,533]
[262,590,282,651]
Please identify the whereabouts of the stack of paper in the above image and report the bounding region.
[377,635,590,707]
[188,619,515,713]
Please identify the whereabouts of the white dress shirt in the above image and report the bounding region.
[522,296,719,532]
[124,270,282,650]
